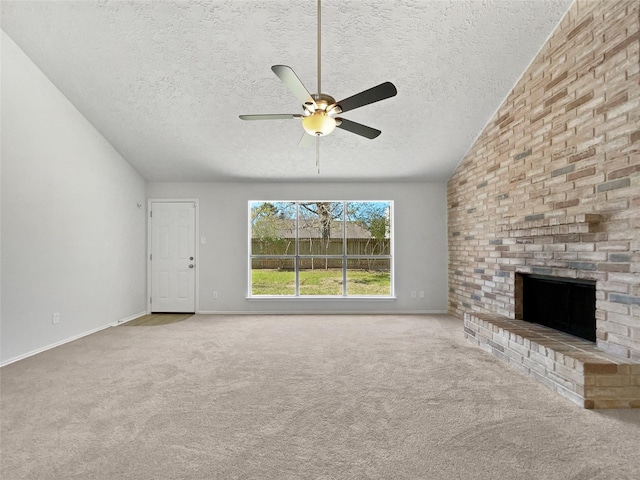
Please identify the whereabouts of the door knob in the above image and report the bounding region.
[189,264,194,268]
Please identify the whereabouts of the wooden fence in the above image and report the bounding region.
[251,239,391,270]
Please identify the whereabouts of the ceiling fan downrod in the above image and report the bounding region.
[301,0,335,138]
[317,0,321,97]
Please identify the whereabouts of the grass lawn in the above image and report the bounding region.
[251,268,391,296]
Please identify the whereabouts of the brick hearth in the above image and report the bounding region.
[465,313,640,408]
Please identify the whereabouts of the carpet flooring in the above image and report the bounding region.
[1,314,639,479]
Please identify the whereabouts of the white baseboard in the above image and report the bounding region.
[112,310,149,326]
[1,310,148,367]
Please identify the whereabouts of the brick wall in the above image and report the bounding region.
[447,0,640,360]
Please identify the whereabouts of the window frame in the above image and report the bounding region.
[248,200,394,298]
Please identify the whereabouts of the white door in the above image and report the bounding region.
[150,202,196,312]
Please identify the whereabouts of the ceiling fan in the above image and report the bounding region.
[239,0,397,168]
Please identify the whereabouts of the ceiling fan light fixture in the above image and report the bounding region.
[302,111,336,136]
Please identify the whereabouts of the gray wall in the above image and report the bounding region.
[1,31,148,364]
[147,181,448,313]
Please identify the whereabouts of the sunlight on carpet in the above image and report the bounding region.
[122,313,193,326]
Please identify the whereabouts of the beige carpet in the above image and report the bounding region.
[1,314,639,479]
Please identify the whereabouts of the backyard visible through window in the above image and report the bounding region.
[250,201,393,297]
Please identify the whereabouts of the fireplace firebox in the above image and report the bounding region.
[521,274,596,342]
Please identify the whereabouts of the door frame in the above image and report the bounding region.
[147,199,200,313]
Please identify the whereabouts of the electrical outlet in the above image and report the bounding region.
[52,313,60,325]
[419,291,425,299]
[212,291,218,299]
[411,291,417,299]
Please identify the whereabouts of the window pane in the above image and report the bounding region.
[299,260,343,295]
[249,200,393,298]
[251,257,295,295]
[346,258,391,296]
[345,202,391,256]
[298,202,343,255]
[250,202,296,255]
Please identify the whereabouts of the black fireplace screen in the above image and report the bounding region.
[522,274,596,342]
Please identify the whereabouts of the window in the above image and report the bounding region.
[249,201,393,297]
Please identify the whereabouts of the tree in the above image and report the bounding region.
[250,202,294,262]
[348,202,389,237]
[346,202,391,267]
[251,202,280,222]
[297,202,343,269]
[299,202,342,240]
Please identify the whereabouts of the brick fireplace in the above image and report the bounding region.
[447,0,640,407]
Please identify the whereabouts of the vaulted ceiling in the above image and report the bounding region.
[1,0,572,182]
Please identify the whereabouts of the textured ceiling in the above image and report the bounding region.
[1,0,572,182]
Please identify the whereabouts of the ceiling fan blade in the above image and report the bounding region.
[239,114,301,120]
[271,65,316,106]
[335,82,397,114]
[298,131,316,147]
[336,118,381,139]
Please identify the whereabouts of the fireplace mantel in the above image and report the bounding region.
[494,214,602,238]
